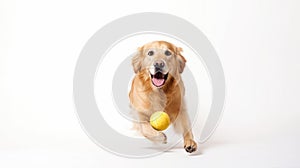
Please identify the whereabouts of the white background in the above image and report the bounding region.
[1,0,300,167]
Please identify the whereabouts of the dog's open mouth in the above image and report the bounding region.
[150,72,168,87]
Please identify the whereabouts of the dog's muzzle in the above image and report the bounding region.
[149,60,168,87]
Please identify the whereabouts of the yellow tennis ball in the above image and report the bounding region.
[150,111,170,131]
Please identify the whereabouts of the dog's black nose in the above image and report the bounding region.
[154,60,165,69]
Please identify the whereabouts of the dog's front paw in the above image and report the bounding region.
[151,132,167,144]
[184,139,197,153]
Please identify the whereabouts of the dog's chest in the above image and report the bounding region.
[148,89,167,112]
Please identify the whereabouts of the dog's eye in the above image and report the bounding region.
[148,51,154,56]
[165,50,172,56]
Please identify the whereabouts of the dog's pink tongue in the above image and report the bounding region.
[152,78,164,86]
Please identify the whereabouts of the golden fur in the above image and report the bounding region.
[129,41,197,153]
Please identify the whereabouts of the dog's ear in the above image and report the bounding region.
[176,47,186,73]
[131,48,143,73]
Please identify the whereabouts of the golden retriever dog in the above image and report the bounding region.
[129,41,197,153]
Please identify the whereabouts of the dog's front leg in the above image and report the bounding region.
[137,113,167,144]
[183,130,197,153]
[173,105,197,153]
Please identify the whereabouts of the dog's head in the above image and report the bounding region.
[131,41,186,88]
